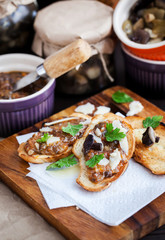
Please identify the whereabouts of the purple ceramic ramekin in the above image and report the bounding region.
[0,54,56,137]
[122,45,165,94]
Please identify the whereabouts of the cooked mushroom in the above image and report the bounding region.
[142,126,159,146]
[133,18,144,31]
[130,28,150,44]
[123,0,165,44]
[91,143,102,151]
[153,19,165,38]
[83,134,94,154]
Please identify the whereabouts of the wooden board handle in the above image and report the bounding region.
[43,39,91,79]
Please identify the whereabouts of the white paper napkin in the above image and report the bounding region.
[17,134,74,209]
[28,159,165,226]
[17,134,165,226]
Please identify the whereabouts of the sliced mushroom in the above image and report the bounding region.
[122,20,133,35]
[155,136,160,143]
[144,13,155,23]
[144,28,158,38]
[152,19,165,38]
[133,18,144,31]
[142,127,159,146]
[130,28,150,44]
[83,134,94,155]
[91,143,102,151]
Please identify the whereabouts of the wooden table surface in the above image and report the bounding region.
[0,45,164,240]
[52,44,165,240]
[0,85,165,240]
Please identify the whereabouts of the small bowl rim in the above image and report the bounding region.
[113,0,165,49]
[122,44,165,64]
[0,53,55,103]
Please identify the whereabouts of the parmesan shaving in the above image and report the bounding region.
[112,120,128,154]
[94,106,110,115]
[47,136,60,145]
[115,112,125,118]
[95,128,102,137]
[112,120,127,134]
[92,134,102,144]
[120,137,129,155]
[39,127,53,132]
[74,102,95,115]
[126,101,144,116]
[98,158,109,166]
[109,149,121,170]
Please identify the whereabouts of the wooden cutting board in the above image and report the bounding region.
[0,86,165,240]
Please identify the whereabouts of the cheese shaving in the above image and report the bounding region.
[74,102,95,115]
[126,101,144,116]
[94,106,110,115]
[109,149,121,170]
[39,127,53,132]
[120,137,129,155]
[115,112,125,118]
[98,158,109,166]
[47,136,60,145]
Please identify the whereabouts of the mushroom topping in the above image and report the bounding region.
[83,134,103,154]
[142,127,159,146]
[160,122,165,127]
[123,0,165,44]
[155,136,160,143]
[83,134,94,155]
[130,28,150,44]
[91,143,102,151]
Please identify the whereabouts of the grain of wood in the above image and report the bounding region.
[0,86,164,240]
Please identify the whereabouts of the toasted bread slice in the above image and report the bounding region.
[18,144,72,164]
[126,116,165,175]
[73,113,135,191]
[18,113,91,164]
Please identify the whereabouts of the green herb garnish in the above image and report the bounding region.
[143,115,163,129]
[46,154,77,170]
[105,123,126,142]
[112,91,133,103]
[62,123,83,136]
[85,154,104,168]
[36,133,51,143]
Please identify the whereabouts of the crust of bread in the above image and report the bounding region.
[18,113,91,164]
[73,113,135,191]
[18,143,72,164]
[126,116,165,175]
[70,112,91,120]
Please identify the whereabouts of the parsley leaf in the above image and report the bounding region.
[85,154,104,168]
[143,115,163,129]
[46,154,77,170]
[105,123,126,142]
[62,123,83,136]
[36,133,51,143]
[112,91,133,103]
